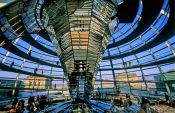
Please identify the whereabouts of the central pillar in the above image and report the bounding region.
[68,72,93,102]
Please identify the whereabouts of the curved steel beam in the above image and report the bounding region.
[21,35,57,56]
[100,55,175,71]
[0,62,63,79]
[2,39,62,68]
[103,0,174,60]
[107,0,165,49]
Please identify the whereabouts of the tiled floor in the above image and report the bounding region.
[151,105,175,113]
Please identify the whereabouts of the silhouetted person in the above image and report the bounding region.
[57,61,59,65]
[19,100,25,109]
[10,61,14,68]
[41,69,43,75]
[35,96,40,110]
[86,64,89,72]
[31,96,35,104]
[126,94,131,101]
[12,97,18,107]
[119,97,123,106]
[97,87,100,99]
[27,104,34,112]
[136,97,141,105]
[34,68,38,74]
[28,96,32,105]
[28,50,31,56]
[14,100,25,113]
[141,97,151,113]
[54,84,56,89]
[128,61,132,67]
[165,93,170,102]
[128,100,133,107]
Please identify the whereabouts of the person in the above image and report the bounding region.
[123,98,128,108]
[136,96,141,105]
[54,83,56,89]
[57,61,59,65]
[28,50,31,56]
[12,97,18,107]
[140,97,151,113]
[31,96,35,104]
[35,96,40,110]
[165,93,170,102]
[10,61,14,68]
[86,64,89,72]
[128,61,132,67]
[19,99,25,110]
[28,96,31,105]
[15,102,24,113]
[34,68,38,74]
[128,100,133,107]
[41,69,43,75]
[119,97,123,106]
[124,100,140,113]
[27,103,35,112]
[126,94,131,102]
[97,87,100,99]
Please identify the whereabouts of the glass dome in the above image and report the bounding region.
[0,0,175,112]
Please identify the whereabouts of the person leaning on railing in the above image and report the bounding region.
[139,97,151,113]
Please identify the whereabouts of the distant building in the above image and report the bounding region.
[25,76,52,89]
[154,71,175,92]
[116,73,141,89]
[96,73,140,97]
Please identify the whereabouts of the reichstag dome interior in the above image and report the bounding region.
[0,0,175,112]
